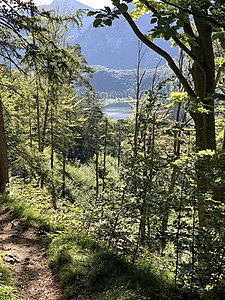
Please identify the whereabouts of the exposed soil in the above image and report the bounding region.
[0,207,62,300]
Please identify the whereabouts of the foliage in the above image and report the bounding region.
[0,249,18,300]
[1,185,183,300]
[1,1,225,299]
[87,3,225,297]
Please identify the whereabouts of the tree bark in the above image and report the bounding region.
[95,151,99,198]
[189,13,217,223]
[35,90,41,153]
[0,99,9,192]
[102,118,108,192]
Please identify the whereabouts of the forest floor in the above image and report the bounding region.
[0,207,62,300]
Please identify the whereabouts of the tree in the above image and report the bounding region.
[0,0,89,193]
[0,0,54,192]
[90,0,225,224]
[0,96,8,192]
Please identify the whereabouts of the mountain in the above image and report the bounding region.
[76,14,178,69]
[44,0,178,70]
[43,0,93,32]
[44,0,91,12]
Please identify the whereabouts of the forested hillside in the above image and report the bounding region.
[0,1,225,300]
[90,64,172,98]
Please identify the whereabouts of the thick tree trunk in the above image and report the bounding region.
[0,99,9,192]
[193,110,216,225]
[189,12,218,223]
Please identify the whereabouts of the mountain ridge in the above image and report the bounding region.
[44,0,178,69]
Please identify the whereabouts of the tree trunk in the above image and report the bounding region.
[95,151,99,199]
[189,12,217,223]
[0,99,8,192]
[41,97,50,152]
[62,148,66,198]
[35,90,41,152]
[50,106,54,170]
[102,118,108,192]
[117,128,122,168]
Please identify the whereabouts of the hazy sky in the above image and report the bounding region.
[37,0,113,8]
[76,0,113,8]
[35,0,54,4]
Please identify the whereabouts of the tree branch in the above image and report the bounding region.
[120,9,196,98]
[183,18,196,40]
[139,0,158,15]
[158,0,225,29]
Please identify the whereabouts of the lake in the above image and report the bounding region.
[103,101,133,120]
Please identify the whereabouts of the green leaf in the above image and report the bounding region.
[113,0,120,5]
[212,31,224,40]
[198,149,215,157]
[215,177,222,183]
[151,17,158,24]
[158,17,167,26]
[103,19,112,26]
[93,18,102,27]
[176,19,184,27]
[164,31,171,40]
[87,11,96,17]
[96,13,105,19]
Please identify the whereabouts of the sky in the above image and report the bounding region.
[33,0,53,4]
[36,0,113,8]
[75,0,113,8]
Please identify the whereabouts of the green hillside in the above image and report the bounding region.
[91,64,172,98]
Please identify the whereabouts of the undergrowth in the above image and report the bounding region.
[0,185,186,300]
[0,254,18,300]
[48,234,179,300]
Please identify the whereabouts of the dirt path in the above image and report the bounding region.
[0,207,62,300]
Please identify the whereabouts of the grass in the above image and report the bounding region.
[48,234,180,300]
[0,187,188,300]
[0,256,18,300]
[0,195,52,232]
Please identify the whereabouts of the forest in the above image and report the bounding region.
[0,0,225,299]
[90,64,171,99]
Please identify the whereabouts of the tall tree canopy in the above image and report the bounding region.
[0,0,87,192]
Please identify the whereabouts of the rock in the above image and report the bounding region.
[3,254,21,264]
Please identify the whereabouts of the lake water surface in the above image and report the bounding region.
[103,102,133,120]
